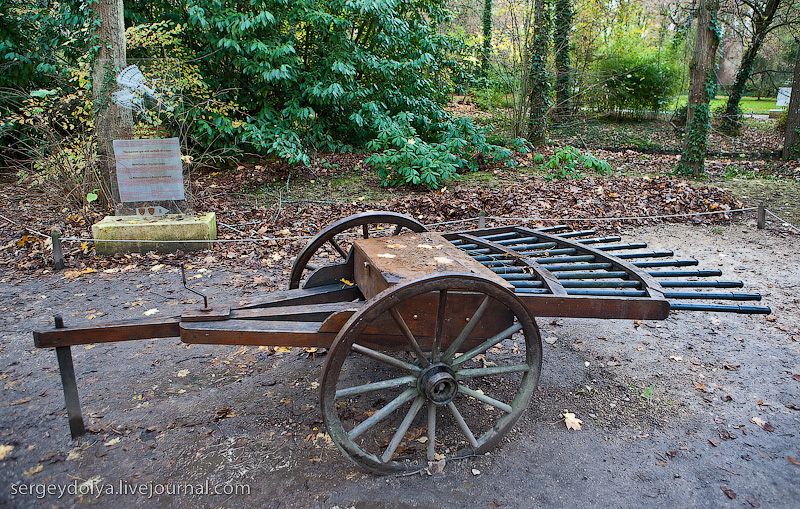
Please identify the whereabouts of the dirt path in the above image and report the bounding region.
[0,223,798,508]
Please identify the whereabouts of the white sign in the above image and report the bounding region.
[777,87,792,107]
[113,138,185,203]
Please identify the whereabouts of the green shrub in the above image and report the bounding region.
[542,146,612,180]
[587,35,682,115]
[365,114,513,189]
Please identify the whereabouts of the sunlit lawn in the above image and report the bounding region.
[673,95,778,114]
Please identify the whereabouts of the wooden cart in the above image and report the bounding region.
[33,212,770,473]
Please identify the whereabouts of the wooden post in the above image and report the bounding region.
[478,210,486,229]
[757,203,766,230]
[54,316,86,438]
[51,229,65,270]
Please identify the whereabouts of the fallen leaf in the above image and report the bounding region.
[24,464,43,476]
[103,437,120,447]
[720,486,736,500]
[563,412,583,431]
[66,448,82,461]
[751,417,775,432]
[150,264,165,272]
[10,397,31,406]
[544,336,557,345]
[788,456,800,466]
[143,308,159,316]
[471,468,481,476]
[669,355,683,362]
[176,369,189,378]
[0,444,13,461]
[214,407,236,421]
[64,268,97,280]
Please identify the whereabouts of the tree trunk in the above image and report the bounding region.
[783,45,800,160]
[678,0,721,175]
[553,0,573,119]
[481,0,492,78]
[722,0,781,134]
[527,0,551,146]
[92,0,133,211]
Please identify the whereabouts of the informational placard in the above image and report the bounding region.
[777,87,792,107]
[113,138,185,203]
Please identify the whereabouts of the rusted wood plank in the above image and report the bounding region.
[34,317,181,348]
[353,232,512,299]
[236,284,360,310]
[230,302,362,321]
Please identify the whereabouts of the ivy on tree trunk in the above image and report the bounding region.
[677,0,721,176]
[553,0,573,119]
[481,0,492,78]
[92,0,133,210]
[783,44,800,160]
[721,0,782,135]
[528,0,551,147]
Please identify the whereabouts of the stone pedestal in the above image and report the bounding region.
[91,213,217,254]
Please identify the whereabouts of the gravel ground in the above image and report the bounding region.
[0,222,798,509]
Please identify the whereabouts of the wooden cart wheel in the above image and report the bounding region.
[289,211,427,289]
[320,273,542,474]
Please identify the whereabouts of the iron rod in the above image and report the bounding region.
[514,288,550,294]
[617,251,674,259]
[663,291,762,301]
[538,255,595,264]
[554,271,628,279]
[659,280,743,288]
[536,224,569,232]
[510,281,544,288]
[565,289,648,297]
[561,280,641,288]
[545,263,613,272]
[649,270,722,278]
[633,259,698,268]
[668,303,771,314]
[578,236,622,244]
[558,229,596,238]
[595,243,648,251]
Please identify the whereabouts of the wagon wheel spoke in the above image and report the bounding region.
[321,273,542,473]
[456,364,530,378]
[442,295,492,362]
[392,224,403,235]
[352,344,421,374]
[362,224,369,239]
[426,403,437,461]
[447,401,478,448]
[431,290,448,361]
[381,396,425,462]
[348,388,418,440]
[457,384,513,413]
[335,375,417,399]
[328,238,347,259]
[389,308,430,367]
[452,322,522,367]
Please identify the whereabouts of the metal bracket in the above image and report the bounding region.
[54,315,85,438]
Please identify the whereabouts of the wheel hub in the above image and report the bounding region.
[419,364,458,405]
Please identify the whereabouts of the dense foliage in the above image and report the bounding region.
[586,34,682,115]
[2,0,508,191]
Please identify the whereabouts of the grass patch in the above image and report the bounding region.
[715,177,800,226]
[673,95,778,115]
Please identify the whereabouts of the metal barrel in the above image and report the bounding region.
[490,267,525,274]
[668,303,772,314]
[616,251,674,259]
[633,259,698,268]
[595,243,648,251]
[536,225,569,232]
[659,280,743,288]
[560,280,641,288]
[509,281,544,288]
[504,274,543,281]
[545,263,613,272]
[555,271,628,279]
[663,291,762,301]
[648,269,722,277]
[578,236,622,244]
[522,248,577,257]
[564,289,648,297]
[558,229,596,238]
[538,255,595,264]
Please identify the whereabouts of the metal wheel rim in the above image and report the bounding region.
[320,273,542,473]
[288,212,427,289]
